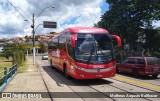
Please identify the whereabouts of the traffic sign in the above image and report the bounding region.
[43,21,57,28]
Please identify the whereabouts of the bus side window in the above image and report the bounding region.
[66,32,75,59]
[52,37,58,49]
[59,34,66,51]
[48,37,58,57]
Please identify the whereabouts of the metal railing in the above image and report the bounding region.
[0,64,17,92]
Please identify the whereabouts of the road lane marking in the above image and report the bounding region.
[112,75,160,91]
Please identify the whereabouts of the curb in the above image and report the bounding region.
[36,62,53,101]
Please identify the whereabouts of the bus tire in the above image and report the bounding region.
[152,74,158,78]
[50,60,53,68]
[64,66,69,79]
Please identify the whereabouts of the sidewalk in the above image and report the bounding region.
[1,57,51,101]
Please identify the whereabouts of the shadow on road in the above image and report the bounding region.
[42,66,113,86]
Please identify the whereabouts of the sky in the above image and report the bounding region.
[0,0,109,38]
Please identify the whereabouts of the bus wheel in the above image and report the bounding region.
[64,66,69,79]
[50,60,53,68]
[152,74,158,78]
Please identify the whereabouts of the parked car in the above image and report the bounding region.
[116,57,160,78]
[42,54,48,60]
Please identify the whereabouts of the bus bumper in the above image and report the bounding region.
[73,66,116,80]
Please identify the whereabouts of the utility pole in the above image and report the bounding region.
[32,14,35,65]
[30,7,55,65]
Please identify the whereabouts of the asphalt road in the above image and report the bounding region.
[36,56,160,101]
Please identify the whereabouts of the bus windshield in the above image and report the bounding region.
[75,33,115,64]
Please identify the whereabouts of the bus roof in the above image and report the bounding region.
[64,27,109,33]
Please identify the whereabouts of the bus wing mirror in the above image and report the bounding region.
[111,35,122,47]
[71,35,76,48]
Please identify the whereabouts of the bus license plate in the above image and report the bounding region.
[96,75,102,77]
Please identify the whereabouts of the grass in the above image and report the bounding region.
[0,57,13,85]
[0,62,12,70]
[0,57,12,76]
[0,56,28,76]
[28,54,33,56]
[0,56,28,85]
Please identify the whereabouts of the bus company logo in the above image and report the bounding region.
[52,49,60,57]
[79,29,103,32]
[2,93,11,98]
[93,65,104,68]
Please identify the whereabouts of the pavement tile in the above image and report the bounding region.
[1,57,51,101]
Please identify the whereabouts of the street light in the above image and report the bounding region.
[32,6,54,65]
[35,24,43,31]
[35,6,54,21]
[24,20,30,59]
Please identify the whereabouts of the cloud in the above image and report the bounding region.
[0,0,103,38]
[152,20,160,28]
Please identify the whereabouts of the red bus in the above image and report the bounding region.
[48,27,121,79]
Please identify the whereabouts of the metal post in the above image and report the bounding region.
[27,49,28,59]
[12,65,15,74]
[15,65,17,73]
[9,68,12,77]
[31,7,54,65]
[32,14,35,65]
[4,67,7,83]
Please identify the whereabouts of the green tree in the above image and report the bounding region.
[96,0,160,52]
[50,32,56,34]
[39,42,48,53]
[3,43,27,66]
[24,35,30,42]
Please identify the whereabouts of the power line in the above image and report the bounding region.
[35,0,55,21]
[10,10,23,22]
[35,6,54,21]
[7,9,27,23]
[5,0,31,24]
[18,7,32,21]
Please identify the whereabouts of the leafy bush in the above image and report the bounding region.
[153,51,160,58]
[13,51,25,66]
[3,43,26,67]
